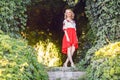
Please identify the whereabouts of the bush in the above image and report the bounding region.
[0,31,48,80]
[35,39,62,67]
[23,29,62,67]
[87,42,120,80]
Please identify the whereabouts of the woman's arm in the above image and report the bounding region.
[64,30,70,42]
[63,20,70,42]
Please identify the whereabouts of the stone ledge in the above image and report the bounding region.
[48,71,86,80]
[47,67,81,72]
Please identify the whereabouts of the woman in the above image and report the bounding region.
[62,9,78,67]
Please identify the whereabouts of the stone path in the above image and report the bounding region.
[47,67,86,80]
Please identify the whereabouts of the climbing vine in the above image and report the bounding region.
[84,0,120,67]
[0,0,30,38]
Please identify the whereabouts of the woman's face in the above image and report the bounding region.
[65,10,72,18]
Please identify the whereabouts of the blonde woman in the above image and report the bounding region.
[62,9,78,67]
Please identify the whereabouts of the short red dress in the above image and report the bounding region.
[62,19,78,54]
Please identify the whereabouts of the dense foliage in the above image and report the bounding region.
[35,39,62,67]
[0,31,48,80]
[26,0,68,67]
[87,42,120,80]
[81,0,120,67]
[23,29,62,67]
[0,0,30,37]
[63,0,79,6]
[76,28,95,70]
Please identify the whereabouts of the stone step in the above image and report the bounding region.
[47,67,80,72]
[48,71,86,80]
[47,67,86,80]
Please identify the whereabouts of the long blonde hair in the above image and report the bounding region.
[64,9,75,19]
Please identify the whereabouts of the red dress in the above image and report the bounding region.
[62,20,78,54]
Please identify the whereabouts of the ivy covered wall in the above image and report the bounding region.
[0,0,30,37]
[84,0,120,67]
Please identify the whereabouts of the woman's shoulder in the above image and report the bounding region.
[63,19,71,23]
[63,19,75,24]
[63,19,67,22]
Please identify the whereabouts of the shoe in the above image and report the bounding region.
[71,63,75,68]
[63,63,67,67]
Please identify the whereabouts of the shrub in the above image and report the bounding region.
[23,29,62,67]
[0,31,48,80]
[87,42,120,80]
[35,39,62,67]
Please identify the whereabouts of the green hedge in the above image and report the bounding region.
[0,30,48,80]
[87,42,120,80]
[0,0,30,37]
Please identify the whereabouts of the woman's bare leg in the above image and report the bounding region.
[63,45,75,67]
[71,45,75,67]
[67,46,74,66]
[63,58,69,67]
[71,45,75,55]
[63,47,71,67]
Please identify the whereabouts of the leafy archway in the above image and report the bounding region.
[24,0,88,67]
